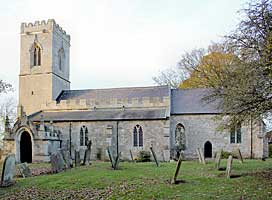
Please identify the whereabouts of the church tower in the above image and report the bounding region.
[19,19,70,115]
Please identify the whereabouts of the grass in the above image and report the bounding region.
[0,159,272,199]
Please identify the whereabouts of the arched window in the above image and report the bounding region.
[31,42,42,67]
[80,126,89,146]
[133,125,143,147]
[80,127,84,146]
[230,123,242,144]
[58,48,64,71]
[175,123,186,151]
[85,127,89,146]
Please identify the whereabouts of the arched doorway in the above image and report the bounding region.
[20,131,32,163]
[204,141,212,158]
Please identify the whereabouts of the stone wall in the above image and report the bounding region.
[170,114,266,159]
[50,119,170,161]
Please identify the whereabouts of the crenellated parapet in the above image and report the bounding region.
[41,96,170,113]
[21,19,70,42]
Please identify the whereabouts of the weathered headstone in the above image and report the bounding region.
[113,152,121,170]
[171,153,183,184]
[236,148,243,164]
[18,163,32,178]
[196,148,205,164]
[215,149,222,170]
[196,148,202,163]
[163,150,170,162]
[50,153,59,173]
[129,150,135,162]
[1,154,16,187]
[75,150,81,167]
[150,146,160,167]
[226,155,233,178]
[56,151,65,171]
[62,150,73,169]
[83,141,92,166]
[199,148,206,164]
[107,147,114,168]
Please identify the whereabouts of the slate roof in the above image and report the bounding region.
[56,85,170,102]
[171,88,221,114]
[29,109,168,122]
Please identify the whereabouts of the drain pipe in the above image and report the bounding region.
[250,116,253,159]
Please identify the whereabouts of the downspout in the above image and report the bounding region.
[69,122,72,157]
[116,121,119,155]
[250,115,253,159]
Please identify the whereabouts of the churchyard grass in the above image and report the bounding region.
[0,159,272,199]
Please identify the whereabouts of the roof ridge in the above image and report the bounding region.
[63,85,169,92]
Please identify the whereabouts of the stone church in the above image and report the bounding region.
[2,19,268,163]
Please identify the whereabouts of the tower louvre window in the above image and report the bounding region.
[31,42,42,67]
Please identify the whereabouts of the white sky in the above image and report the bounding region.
[0,0,247,92]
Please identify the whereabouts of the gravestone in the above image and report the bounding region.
[62,150,73,169]
[83,140,92,166]
[215,149,222,170]
[107,147,114,168]
[113,152,121,170]
[199,148,206,164]
[1,154,16,187]
[196,148,205,164]
[171,153,183,184]
[56,151,65,171]
[163,150,170,162]
[75,150,81,167]
[18,163,32,178]
[150,146,160,167]
[226,155,233,178]
[129,150,135,162]
[50,153,59,173]
[236,148,243,164]
[196,148,202,163]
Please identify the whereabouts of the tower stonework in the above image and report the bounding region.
[19,19,70,115]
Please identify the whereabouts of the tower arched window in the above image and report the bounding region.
[80,126,89,146]
[31,42,42,67]
[133,125,143,147]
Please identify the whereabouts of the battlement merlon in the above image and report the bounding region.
[20,19,71,43]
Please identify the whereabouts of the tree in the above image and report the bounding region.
[0,80,12,94]
[152,66,186,88]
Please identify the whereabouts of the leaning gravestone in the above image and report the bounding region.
[196,148,202,163]
[113,152,121,170]
[150,146,160,167]
[199,148,206,164]
[226,155,233,178]
[83,140,92,166]
[75,150,81,167]
[171,153,183,184]
[129,150,134,162]
[215,149,222,170]
[107,147,114,168]
[1,154,16,187]
[236,148,243,164]
[62,150,72,169]
[18,163,32,178]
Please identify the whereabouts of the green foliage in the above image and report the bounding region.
[221,151,232,159]
[137,150,151,162]
[269,144,272,158]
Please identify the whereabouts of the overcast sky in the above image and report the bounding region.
[0,0,247,92]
